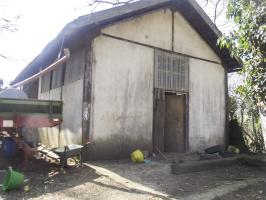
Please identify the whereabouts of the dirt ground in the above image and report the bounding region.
[0,152,266,200]
[218,181,266,200]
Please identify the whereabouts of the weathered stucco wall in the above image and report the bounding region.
[38,80,83,148]
[189,59,225,151]
[100,9,226,153]
[90,36,154,159]
[38,87,61,148]
[60,79,83,145]
[37,49,85,148]
[173,11,226,151]
[173,12,221,63]
[102,9,172,50]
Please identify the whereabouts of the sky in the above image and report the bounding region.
[0,0,230,86]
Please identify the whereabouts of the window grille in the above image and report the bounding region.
[154,50,189,92]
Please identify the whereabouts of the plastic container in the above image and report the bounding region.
[227,145,240,154]
[131,149,144,163]
[2,138,17,157]
[2,169,24,191]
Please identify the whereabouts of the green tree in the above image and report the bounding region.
[0,0,21,59]
[219,0,265,109]
[219,0,266,152]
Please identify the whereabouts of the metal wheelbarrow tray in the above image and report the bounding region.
[52,144,84,168]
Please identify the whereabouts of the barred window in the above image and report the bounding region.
[154,50,189,92]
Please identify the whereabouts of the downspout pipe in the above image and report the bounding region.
[12,48,70,88]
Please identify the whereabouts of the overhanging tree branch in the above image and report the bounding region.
[87,0,135,7]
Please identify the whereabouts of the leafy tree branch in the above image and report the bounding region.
[220,0,265,152]
[219,0,265,111]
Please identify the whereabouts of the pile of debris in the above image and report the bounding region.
[171,145,266,175]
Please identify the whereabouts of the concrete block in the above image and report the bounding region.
[171,157,240,175]
[239,155,266,168]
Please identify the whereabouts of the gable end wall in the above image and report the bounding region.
[90,8,226,158]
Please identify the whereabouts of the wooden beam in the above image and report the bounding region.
[82,42,93,146]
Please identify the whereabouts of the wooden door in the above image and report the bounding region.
[164,94,185,152]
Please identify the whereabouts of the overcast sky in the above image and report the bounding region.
[0,0,230,86]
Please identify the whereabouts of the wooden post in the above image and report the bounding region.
[82,42,93,146]
[224,65,230,147]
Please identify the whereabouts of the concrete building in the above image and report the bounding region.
[12,0,240,159]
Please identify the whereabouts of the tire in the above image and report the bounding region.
[219,151,236,158]
[205,145,224,154]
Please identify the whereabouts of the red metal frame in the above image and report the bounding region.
[0,116,62,129]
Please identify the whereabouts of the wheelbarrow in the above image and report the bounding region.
[52,144,84,168]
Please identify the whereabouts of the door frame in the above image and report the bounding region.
[152,89,189,153]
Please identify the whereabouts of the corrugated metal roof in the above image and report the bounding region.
[12,0,241,85]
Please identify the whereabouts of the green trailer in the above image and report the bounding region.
[0,98,63,129]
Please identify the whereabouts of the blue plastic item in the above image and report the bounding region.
[2,138,17,157]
